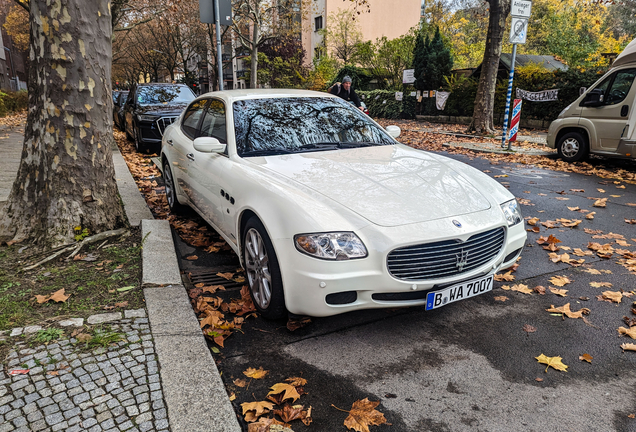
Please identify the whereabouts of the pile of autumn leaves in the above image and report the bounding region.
[494,187,636,373]
[234,367,387,432]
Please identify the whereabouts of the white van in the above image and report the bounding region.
[547,39,636,162]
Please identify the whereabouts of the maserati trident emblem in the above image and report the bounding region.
[452,220,462,228]
[456,249,469,271]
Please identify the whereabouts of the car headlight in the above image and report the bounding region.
[294,232,368,260]
[137,114,158,122]
[500,199,523,227]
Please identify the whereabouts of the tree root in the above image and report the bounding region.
[22,228,128,271]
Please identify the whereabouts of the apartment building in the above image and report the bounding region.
[302,0,422,65]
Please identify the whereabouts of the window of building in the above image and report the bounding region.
[314,16,323,32]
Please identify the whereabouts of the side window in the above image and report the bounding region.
[199,99,227,144]
[181,100,208,140]
[605,68,636,105]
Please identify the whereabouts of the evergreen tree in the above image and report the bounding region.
[422,27,453,90]
[412,31,428,91]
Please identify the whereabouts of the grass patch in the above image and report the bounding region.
[0,227,144,332]
[75,325,125,351]
[32,328,64,344]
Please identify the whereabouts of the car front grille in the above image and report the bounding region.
[387,227,505,281]
[156,116,178,135]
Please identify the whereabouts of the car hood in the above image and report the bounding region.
[254,145,492,227]
[136,104,188,116]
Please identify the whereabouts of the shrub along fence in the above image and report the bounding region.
[370,65,607,124]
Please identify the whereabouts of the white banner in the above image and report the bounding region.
[436,91,451,110]
[516,88,559,102]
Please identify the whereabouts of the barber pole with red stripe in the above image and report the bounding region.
[508,99,522,142]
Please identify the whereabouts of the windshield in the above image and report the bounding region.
[137,85,195,106]
[233,97,394,156]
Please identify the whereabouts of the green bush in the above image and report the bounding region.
[409,65,607,123]
[0,90,28,117]
[358,89,416,119]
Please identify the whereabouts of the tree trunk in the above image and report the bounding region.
[0,0,126,248]
[469,0,510,135]
[250,25,259,89]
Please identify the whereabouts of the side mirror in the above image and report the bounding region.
[581,88,604,107]
[385,125,401,138]
[193,136,226,153]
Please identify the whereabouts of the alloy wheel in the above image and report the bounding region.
[244,228,272,309]
[561,137,580,158]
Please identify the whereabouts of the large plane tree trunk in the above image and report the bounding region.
[0,0,126,248]
[469,0,511,135]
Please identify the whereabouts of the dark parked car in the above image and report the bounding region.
[113,90,128,130]
[123,83,196,152]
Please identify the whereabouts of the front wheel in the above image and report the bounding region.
[557,131,589,162]
[243,217,286,319]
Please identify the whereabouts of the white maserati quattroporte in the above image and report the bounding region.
[160,89,527,319]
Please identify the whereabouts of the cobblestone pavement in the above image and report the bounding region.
[0,310,171,432]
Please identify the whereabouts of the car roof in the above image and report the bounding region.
[195,88,338,103]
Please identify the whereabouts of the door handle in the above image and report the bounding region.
[187,153,195,161]
[167,139,173,146]
[621,105,629,117]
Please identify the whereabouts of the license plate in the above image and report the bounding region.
[425,274,494,310]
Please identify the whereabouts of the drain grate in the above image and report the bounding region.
[186,269,245,291]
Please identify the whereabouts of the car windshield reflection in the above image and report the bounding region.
[233,97,394,157]
[137,85,195,106]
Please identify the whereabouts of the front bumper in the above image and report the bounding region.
[275,210,527,317]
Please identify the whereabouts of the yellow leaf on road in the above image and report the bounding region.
[546,303,589,319]
[590,282,613,288]
[621,343,636,351]
[602,291,622,303]
[267,383,301,403]
[549,287,568,297]
[618,327,636,339]
[243,367,269,379]
[536,354,568,372]
[343,398,388,432]
[579,353,593,363]
[549,276,571,287]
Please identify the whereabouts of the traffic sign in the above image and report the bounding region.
[511,0,532,18]
[509,17,528,44]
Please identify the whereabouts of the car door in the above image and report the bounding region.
[188,98,234,240]
[581,68,636,151]
[167,99,209,206]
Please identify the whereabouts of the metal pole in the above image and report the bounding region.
[501,43,517,150]
[214,0,224,91]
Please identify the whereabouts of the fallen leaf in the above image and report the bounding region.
[619,327,636,339]
[114,301,128,308]
[584,268,602,275]
[229,392,236,401]
[593,198,607,208]
[274,404,308,423]
[549,287,568,297]
[217,272,235,280]
[586,212,596,220]
[287,316,312,331]
[243,367,269,379]
[590,282,613,288]
[523,324,537,333]
[626,219,636,225]
[494,271,515,282]
[567,206,580,211]
[186,255,198,261]
[546,303,589,319]
[241,400,275,419]
[34,288,70,304]
[536,354,568,372]
[510,284,533,294]
[233,378,248,388]
[527,217,540,225]
[549,276,571,287]
[494,296,508,302]
[533,285,546,295]
[535,378,543,382]
[285,377,308,387]
[342,398,388,432]
[629,413,636,419]
[579,353,593,363]
[267,383,301,403]
[602,291,622,303]
[621,343,636,352]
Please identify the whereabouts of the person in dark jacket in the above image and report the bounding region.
[329,76,364,111]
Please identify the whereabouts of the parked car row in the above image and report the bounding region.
[112,83,196,153]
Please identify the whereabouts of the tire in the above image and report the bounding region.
[243,217,286,319]
[557,131,589,162]
[162,161,187,214]
[134,126,147,153]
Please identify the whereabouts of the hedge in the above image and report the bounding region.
[0,90,28,117]
[371,65,607,123]
[358,89,417,119]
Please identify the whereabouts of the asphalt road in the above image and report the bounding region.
[171,151,636,432]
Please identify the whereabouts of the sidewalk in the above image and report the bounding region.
[0,127,240,431]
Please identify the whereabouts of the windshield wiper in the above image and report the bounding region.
[296,142,340,151]
[240,148,294,157]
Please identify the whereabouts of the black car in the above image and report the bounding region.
[113,90,128,130]
[123,83,196,152]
